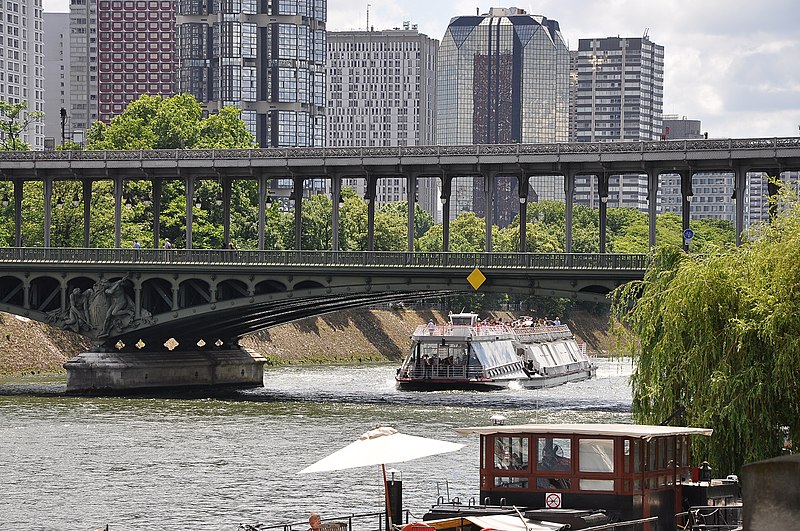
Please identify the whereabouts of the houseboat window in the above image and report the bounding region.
[494,476,529,489]
[679,435,689,467]
[578,438,615,491]
[622,439,631,474]
[494,436,528,470]
[536,477,571,490]
[633,440,641,473]
[537,437,570,472]
[578,438,614,473]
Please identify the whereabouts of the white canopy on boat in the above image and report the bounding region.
[453,423,713,441]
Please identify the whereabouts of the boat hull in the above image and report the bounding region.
[396,366,596,392]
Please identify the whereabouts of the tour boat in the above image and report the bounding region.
[395,312,596,391]
[422,422,742,531]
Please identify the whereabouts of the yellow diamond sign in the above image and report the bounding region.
[467,267,487,290]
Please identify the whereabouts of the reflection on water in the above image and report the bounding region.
[0,358,633,531]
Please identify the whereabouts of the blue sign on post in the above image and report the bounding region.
[683,228,695,240]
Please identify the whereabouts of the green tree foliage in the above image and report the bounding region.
[86,94,256,150]
[0,100,44,151]
[610,192,800,474]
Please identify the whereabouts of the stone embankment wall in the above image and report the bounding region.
[0,308,613,374]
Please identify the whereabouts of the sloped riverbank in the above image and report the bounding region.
[0,308,613,373]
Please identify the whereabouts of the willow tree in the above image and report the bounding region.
[611,190,800,475]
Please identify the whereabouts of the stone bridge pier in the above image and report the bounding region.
[63,347,266,392]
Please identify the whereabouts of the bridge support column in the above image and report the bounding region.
[82,178,91,247]
[441,173,452,252]
[598,171,609,254]
[13,178,23,246]
[332,174,342,251]
[518,173,529,252]
[680,170,693,252]
[366,174,377,251]
[733,166,746,245]
[484,171,494,252]
[64,346,267,392]
[113,175,123,248]
[563,170,575,253]
[647,169,658,249]
[293,176,304,250]
[43,174,53,248]
[153,179,162,249]
[406,172,416,252]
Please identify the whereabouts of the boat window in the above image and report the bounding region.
[678,435,689,468]
[624,439,630,473]
[580,478,615,491]
[578,438,615,473]
[493,436,528,470]
[494,476,529,489]
[633,439,641,473]
[537,437,571,472]
[536,477,571,490]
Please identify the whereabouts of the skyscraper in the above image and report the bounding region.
[1,0,45,149]
[67,0,177,139]
[43,11,70,147]
[572,35,664,211]
[436,7,569,224]
[437,7,569,146]
[326,24,438,214]
[574,35,664,142]
[176,0,327,148]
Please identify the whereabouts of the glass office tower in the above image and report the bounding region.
[436,7,569,223]
[437,7,569,146]
[176,0,326,147]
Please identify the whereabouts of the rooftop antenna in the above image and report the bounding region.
[643,27,650,40]
[366,3,370,31]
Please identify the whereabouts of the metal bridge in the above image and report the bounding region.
[0,248,646,353]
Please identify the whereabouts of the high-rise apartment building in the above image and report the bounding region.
[574,35,664,142]
[572,36,664,210]
[176,0,327,148]
[326,24,438,212]
[43,11,70,148]
[437,7,570,224]
[1,0,45,149]
[68,0,97,136]
[96,0,176,123]
[68,0,176,139]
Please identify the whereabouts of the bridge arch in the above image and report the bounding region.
[178,278,211,308]
[0,275,24,306]
[254,279,287,295]
[293,279,325,291]
[215,278,249,302]
[29,275,61,312]
[141,277,174,315]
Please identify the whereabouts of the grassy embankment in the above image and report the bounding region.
[0,308,613,374]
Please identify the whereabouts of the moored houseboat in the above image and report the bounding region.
[423,423,742,530]
[395,313,595,391]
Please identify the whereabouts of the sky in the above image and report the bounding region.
[43,0,800,139]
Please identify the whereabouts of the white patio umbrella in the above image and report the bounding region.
[299,426,465,528]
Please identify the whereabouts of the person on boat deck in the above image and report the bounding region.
[308,513,325,531]
[426,319,436,334]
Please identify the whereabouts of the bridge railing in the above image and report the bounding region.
[0,137,798,163]
[0,248,649,270]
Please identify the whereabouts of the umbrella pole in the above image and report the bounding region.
[382,463,394,530]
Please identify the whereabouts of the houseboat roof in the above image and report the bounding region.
[454,423,713,441]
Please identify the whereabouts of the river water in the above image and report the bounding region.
[0,359,633,531]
